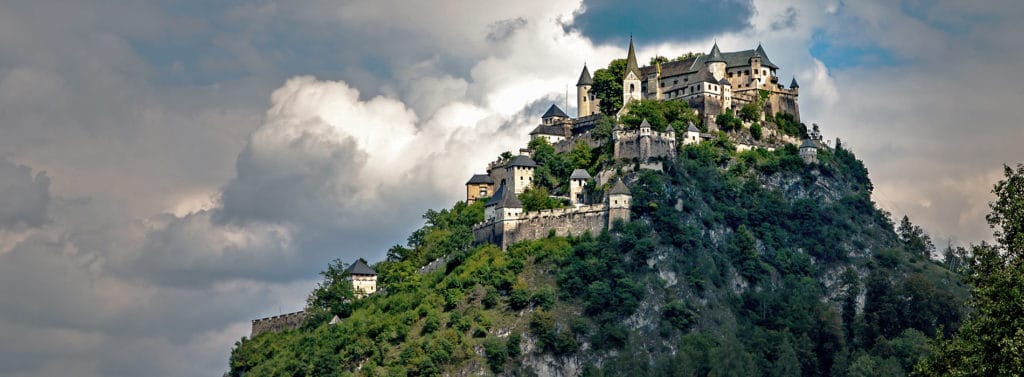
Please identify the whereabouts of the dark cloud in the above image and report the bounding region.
[770,7,798,31]
[487,17,529,42]
[568,0,754,45]
[0,159,50,229]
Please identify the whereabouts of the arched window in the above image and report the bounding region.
[630,83,635,93]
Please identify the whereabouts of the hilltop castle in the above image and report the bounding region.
[468,39,812,249]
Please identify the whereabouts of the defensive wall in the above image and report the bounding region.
[251,311,307,337]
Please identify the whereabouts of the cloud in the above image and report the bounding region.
[568,0,755,45]
[0,159,51,230]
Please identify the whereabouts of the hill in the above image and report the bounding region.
[227,140,967,377]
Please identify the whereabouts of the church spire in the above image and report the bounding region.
[625,36,641,79]
[706,42,726,63]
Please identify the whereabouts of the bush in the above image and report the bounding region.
[483,338,508,373]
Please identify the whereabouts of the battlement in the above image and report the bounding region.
[251,310,307,337]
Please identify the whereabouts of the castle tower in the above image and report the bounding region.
[705,43,727,80]
[344,259,378,298]
[569,169,591,205]
[622,36,643,107]
[789,77,800,94]
[639,118,653,161]
[576,64,595,117]
[683,121,701,145]
[799,139,818,164]
[647,60,663,100]
[505,154,537,194]
[750,47,764,88]
[607,179,632,229]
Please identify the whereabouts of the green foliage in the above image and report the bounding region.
[740,102,761,122]
[897,215,935,258]
[750,122,763,141]
[619,99,698,133]
[715,108,743,132]
[774,112,807,138]
[915,163,1024,376]
[307,259,357,318]
[483,338,507,373]
[518,186,566,212]
[592,59,626,115]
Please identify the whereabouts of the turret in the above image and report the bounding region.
[705,43,727,80]
[505,154,537,194]
[799,139,818,164]
[484,184,523,222]
[622,36,643,106]
[465,174,495,204]
[541,104,569,125]
[607,179,632,228]
[576,64,594,117]
[789,77,800,94]
[344,259,378,298]
[569,169,591,205]
[719,77,732,110]
[683,121,701,145]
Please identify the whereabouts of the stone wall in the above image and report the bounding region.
[552,132,603,154]
[251,311,307,337]
[613,130,676,161]
[474,204,612,249]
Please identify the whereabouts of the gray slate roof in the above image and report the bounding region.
[639,45,779,78]
[800,139,817,149]
[639,118,652,129]
[718,77,731,85]
[686,121,700,132]
[541,104,569,119]
[609,179,630,195]
[345,259,377,276]
[790,77,799,88]
[487,184,522,209]
[570,169,592,180]
[466,174,494,185]
[507,155,537,168]
[529,125,568,137]
[706,43,727,63]
[576,65,593,86]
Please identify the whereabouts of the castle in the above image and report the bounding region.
[467,39,813,249]
[576,37,800,128]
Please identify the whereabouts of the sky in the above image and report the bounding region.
[0,0,1022,375]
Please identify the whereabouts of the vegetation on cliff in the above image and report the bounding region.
[227,137,983,377]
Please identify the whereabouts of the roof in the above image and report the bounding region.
[466,174,494,185]
[530,124,568,137]
[570,169,592,180]
[686,121,700,133]
[790,77,799,88]
[609,179,630,195]
[639,118,652,129]
[706,43,727,63]
[718,77,731,85]
[345,259,377,276]
[576,65,593,86]
[639,45,779,78]
[487,184,522,209]
[800,139,817,149]
[625,37,641,79]
[541,104,569,119]
[506,155,537,168]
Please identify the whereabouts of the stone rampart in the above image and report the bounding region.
[552,132,603,154]
[474,204,610,249]
[251,311,307,337]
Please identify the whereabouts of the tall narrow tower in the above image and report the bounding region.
[576,64,594,117]
[622,36,643,107]
[705,43,727,80]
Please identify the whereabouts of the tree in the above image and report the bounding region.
[649,56,668,65]
[592,59,626,115]
[739,102,761,122]
[897,215,935,258]
[750,122,763,141]
[307,259,357,317]
[915,163,1024,376]
[715,108,743,132]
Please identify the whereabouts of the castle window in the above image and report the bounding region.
[660,82,664,87]
[745,70,750,75]
[673,80,678,85]
[763,69,767,75]
[630,83,635,93]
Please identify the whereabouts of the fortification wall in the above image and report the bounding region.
[553,132,603,154]
[613,131,676,161]
[251,311,307,337]
[474,205,610,249]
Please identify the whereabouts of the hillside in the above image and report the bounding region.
[227,140,967,377]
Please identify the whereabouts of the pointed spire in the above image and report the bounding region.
[790,77,799,89]
[625,36,641,79]
[686,121,700,133]
[609,179,630,195]
[706,42,726,63]
[576,64,593,86]
[639,118,651,129]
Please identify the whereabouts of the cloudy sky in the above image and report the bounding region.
[1,0,1022,375]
